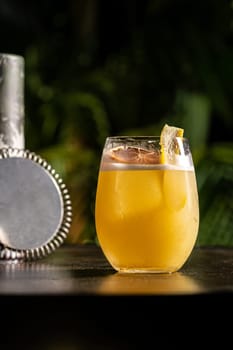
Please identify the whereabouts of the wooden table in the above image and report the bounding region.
[0,244,232,348]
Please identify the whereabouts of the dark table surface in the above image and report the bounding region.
[0,244,233,295]
[0,244,232,349]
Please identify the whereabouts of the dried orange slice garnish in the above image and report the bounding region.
[160,124,184,164]
[111,146,160,164]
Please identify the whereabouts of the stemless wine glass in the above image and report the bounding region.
[95,136,199,273]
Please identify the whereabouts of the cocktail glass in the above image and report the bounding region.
[95,136,199,273]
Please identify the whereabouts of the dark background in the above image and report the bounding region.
[0,0,232,245]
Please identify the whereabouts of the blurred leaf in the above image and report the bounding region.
[196,143,233,246]
[174,90,211,150]
[63,91,110,148]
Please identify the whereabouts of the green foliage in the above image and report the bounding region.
[2,0,231,245]
[196,144,233,246]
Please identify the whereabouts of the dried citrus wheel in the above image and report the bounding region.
[160,123,184,164]
[110,146,160,164]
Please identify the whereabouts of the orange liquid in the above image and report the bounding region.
[95,165,199,273]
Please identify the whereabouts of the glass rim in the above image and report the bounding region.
[106,135,189,142]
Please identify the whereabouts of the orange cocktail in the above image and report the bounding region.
[95,134,199,273]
